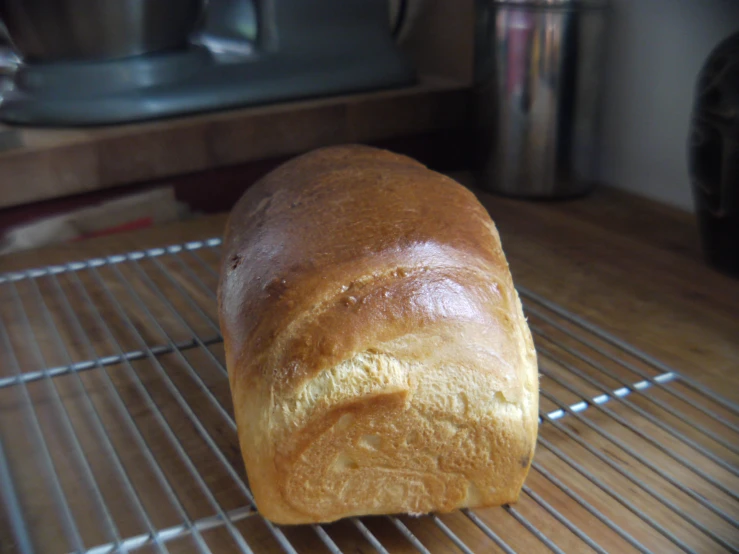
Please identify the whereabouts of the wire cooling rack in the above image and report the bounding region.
[0,238,737,554]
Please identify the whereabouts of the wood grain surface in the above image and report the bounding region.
[0,80,470,210]
[0,180,737,553]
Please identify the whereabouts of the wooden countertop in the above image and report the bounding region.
[1,179,737,553]
[2,182,735,400]
[0,79,470,210]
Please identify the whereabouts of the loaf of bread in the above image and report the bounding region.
[218,145,539,525]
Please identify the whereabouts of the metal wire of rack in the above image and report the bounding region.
[0,238,736,554]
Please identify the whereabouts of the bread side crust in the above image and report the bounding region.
[233,335,537,524]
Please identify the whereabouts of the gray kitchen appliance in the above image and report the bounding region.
[0,0,415,126]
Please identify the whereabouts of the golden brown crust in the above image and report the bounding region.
[219,145,539,524]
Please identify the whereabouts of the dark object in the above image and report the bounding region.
[474,0,608,198]
[689,31,739,278]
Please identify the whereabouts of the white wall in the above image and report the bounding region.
[597,0,739,211]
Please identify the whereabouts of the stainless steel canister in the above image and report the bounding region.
[474,0,608,198]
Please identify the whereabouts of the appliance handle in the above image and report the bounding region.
[0,20,18,64]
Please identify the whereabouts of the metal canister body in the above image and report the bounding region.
[475,0,608,198]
